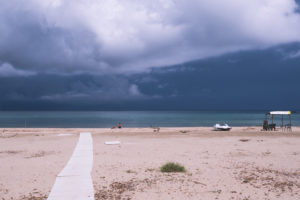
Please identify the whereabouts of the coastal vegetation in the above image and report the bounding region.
[160,162,186,173]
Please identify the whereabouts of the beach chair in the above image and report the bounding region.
[285,123,292,132]
[269,123,276,131]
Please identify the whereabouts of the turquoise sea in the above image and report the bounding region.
[0,111,299,128]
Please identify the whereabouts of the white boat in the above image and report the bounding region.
[214,123,231,131]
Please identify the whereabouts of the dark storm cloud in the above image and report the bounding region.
[0,0,300,75]
[0,74,145,103]
[131,42,300,110]
[1,0,300,110]
[1,42,299,110]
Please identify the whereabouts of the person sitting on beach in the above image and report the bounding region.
[118,122,122,129]
[111,123,122,129]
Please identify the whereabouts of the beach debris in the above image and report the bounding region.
[0,150,23,155]
[95,178,156,200]
[145,168,156,172]
[24,151,55,159]
[151,127,160,133]
[180,130,190,133]
[95,180,137,200]
[237,164,300,196]
[0,129,17,138]
[126,169,137,174]
[209,189,222,194]
[18,191,48,200]
[94,170,208,199]
[105,141,121,145]
[193,181,207,186]
[239,139,250,142]
[262,151,271,156]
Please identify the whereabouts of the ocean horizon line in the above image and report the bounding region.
[0,110,299,128]
[0,110,298,112]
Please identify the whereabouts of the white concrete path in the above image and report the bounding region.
[47,132,94,200]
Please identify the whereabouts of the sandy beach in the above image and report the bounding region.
[1,127,300,200]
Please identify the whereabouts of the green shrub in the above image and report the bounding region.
[160,162,186,173]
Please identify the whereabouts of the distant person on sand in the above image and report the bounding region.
[111,122,122,129]
[118,122,122,128]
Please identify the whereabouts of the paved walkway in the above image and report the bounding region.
[47,132,94,200]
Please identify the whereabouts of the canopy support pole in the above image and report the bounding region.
[271,115,273,124]
[289,114,292,132]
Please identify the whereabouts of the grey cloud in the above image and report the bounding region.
[0,4,103,74]
[0,62,36,77]
[0,74,148,104]
[0,42,300,110]
[286,50,300,58]
[0,0,300,76]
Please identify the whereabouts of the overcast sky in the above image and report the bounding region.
[0,0,300,110]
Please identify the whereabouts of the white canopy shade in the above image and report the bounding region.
[270,111,291,115]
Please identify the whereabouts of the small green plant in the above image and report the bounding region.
[160,162,186,173]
